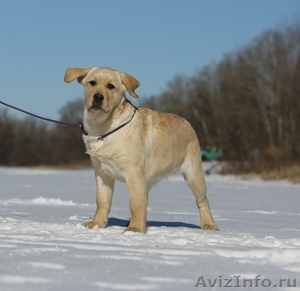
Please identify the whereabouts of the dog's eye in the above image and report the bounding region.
[89,80,96,86]
[107,83,115,90]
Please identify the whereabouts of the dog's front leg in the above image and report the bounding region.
[84,171,114,229]
[124,170,148,233]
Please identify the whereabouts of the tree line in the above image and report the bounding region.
[141,22,300,171]
[0,22,299,169]
[0,100,87,166]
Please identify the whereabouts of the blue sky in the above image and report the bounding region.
[1,1,299,119]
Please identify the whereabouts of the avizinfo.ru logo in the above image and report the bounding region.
[194,275,297,288]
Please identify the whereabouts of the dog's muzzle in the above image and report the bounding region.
[91,94,104,110]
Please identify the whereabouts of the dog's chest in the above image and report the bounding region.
[83,135,125,181]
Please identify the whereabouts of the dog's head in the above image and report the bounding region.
[64,67,140,114]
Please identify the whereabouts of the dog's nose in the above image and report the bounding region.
[93,94,104,101]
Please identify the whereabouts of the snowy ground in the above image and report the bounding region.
[0,164,299,291]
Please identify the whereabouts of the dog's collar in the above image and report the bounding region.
[97,108,137,140]
[83,99,138,139]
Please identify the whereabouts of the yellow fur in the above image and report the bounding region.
[64,67,219,233]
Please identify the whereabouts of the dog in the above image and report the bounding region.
[64,67,219,233]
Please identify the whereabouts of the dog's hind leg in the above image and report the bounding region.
[182,147,219,231]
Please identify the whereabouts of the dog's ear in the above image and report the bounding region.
[120,72,140,98]
[64,68,90,84]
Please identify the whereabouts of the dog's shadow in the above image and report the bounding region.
[107,217,199,229]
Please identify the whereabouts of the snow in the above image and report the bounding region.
[0,164,299,291]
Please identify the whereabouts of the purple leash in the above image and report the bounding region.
[0,100,88,135]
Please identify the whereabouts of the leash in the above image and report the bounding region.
[0,99,138,138]
[0,100,88,135]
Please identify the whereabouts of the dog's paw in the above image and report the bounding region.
[202,224,220,231]
[84,220,106,229]
[123,226,146,234]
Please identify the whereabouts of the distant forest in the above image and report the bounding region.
[0,22,299,170]
[141,22,300,172]
[0,99,86,166]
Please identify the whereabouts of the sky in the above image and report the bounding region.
[1,1,300,120]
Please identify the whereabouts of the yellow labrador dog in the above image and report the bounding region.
[64,67,219,233]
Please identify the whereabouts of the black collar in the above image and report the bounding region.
[83,99,139,138]
[97,108,137,140]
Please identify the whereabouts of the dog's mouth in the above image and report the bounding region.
[88,103,109,113]
[89,100,104,111]
[90,104,102,110]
